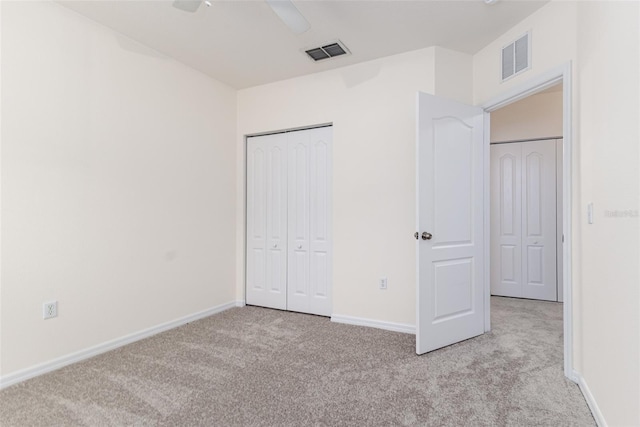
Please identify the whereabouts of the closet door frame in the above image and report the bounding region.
[489,138,560,302]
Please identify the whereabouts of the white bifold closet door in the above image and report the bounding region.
[246,133,288,310]
[246,127,332,316]
[490,139,557,301]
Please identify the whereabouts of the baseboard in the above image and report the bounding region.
[331,314,415,334]
[573,370,606,427]
[235,299,246,307]
[0,300,238,390]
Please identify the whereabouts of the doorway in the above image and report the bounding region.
[489,84,563,302]
[482,63,574,380]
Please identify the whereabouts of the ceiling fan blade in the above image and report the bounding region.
[265,0,310,34]
[172,0,203,13]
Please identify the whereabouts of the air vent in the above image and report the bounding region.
[502,32,530,81]
[305,40,350,62]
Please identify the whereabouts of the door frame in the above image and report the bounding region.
[481,62,574,381]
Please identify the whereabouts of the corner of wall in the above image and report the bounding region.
[573,371,606,427]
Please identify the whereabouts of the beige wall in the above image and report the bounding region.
[490,89,563,142]
[236,47,472,326]
[0,1,237,376]
[434,47,473,105]
[576,2,639,425]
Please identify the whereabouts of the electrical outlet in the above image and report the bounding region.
[379,277,388,290]
[43,301,58,319]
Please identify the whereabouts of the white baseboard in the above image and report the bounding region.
[235,299,246,307]
[331,314,415,334]
[0,300,238,390]
[573,370,606,427]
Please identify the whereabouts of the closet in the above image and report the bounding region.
[490,138,562,302]
[246,126,332,316]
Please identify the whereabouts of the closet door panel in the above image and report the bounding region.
[288,136,311,309]
[556,139,564,302]
[247,142,267,295]
[246,134,287,310]
[266,142,288,297]
[521,140,557,301]
[308,128,332,314]
[490,143,522,298]
[287,127,332,316]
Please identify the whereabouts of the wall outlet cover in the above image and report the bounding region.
[43,301,58,319]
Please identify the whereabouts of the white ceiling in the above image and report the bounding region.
[57,0,549,89]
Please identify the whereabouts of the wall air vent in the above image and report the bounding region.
[305,40,350,62]
[501,32,531,81]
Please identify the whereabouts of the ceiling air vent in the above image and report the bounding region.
[502,32,531,81]
[305,40,350,62]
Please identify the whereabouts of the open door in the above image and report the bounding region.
[416,92,486,354]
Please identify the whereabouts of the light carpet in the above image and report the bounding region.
[0,297,594,426]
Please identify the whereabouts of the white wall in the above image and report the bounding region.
[490,89,563,142]
[0,1,237,376]
[475,1,639,424]
[237,47,472,326]
[576,2,639,425]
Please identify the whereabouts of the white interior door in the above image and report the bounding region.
[287,127,332,316]
[490,139,557,301]
[246,133,288,310]
[416,92,485,355]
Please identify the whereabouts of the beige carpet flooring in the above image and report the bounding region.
[0,297,594,426]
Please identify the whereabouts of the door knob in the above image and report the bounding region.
[414,232,419,240]
[273,244,278,248]
[297,245,302,249]
[421,232,433,240]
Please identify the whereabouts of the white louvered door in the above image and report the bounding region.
[490,139,557,301]
[246,127,332,316]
